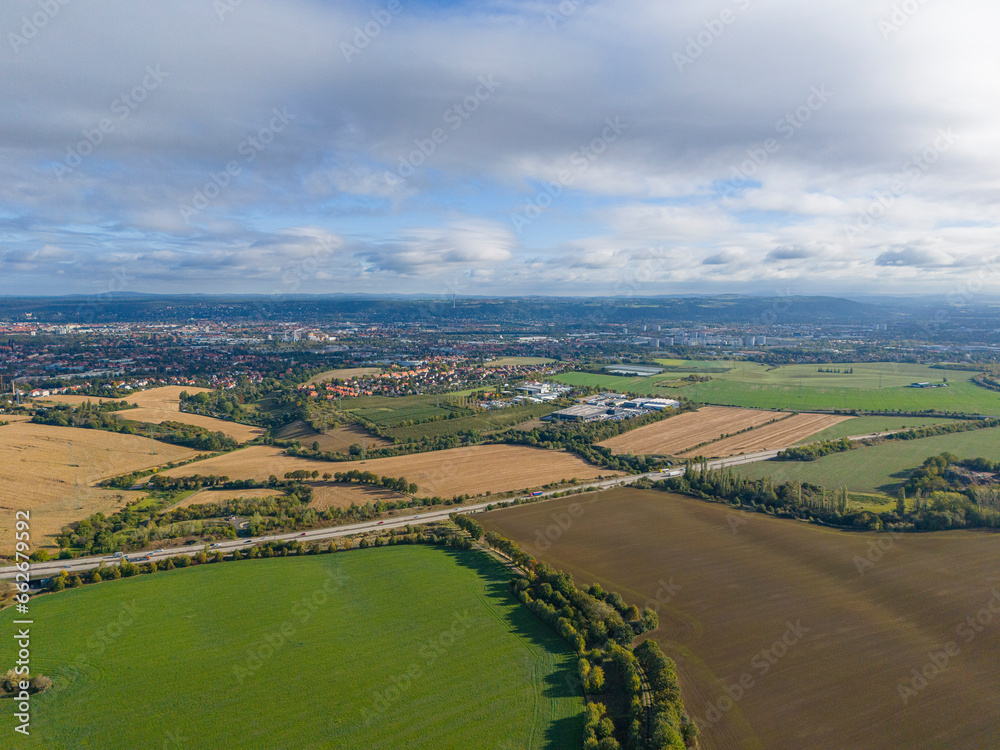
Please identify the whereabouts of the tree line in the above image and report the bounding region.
[480,530,695,749]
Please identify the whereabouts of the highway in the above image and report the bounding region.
[0,447,805,581]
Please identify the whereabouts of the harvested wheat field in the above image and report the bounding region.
[599,406,788,456]
[273,420,389,452]
[38,386,261,442]
[0,422,196,554]
[171,487,284,509]
[482,488,1000,750]
[38,385,211,408]
[309,482,409,510]
[115,408,264,443]
[159,444,618,498]
[0,414,33,424]
[680,413,853,458]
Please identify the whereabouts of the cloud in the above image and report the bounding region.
[875,247,953,267]
[0,0,998,294]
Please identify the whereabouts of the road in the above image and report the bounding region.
[0,446,814,581]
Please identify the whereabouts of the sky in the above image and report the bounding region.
[1,0,998,298]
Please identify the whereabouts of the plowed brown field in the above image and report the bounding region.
[481,488,1000,750]
[679,413,852,458]
[0,422,196,554]
[158,444,619,497]
[598,407,788,456]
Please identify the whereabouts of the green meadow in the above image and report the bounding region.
[0,547,583,749]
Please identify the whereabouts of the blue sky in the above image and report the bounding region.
[1,0,998,297]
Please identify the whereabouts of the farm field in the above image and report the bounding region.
[38,385,263,442]
[306,366,382,385]
[273,420,390,452]
[0,414,33,423]
[598,406,790,456]
[481,488,1000,750]
[36,385,212,408]
[115,407,265,443]
[341,394,474,429]
[172,487,282,509]
[679,413,853,458]
[309,482,409,510]
[793,415,965,444]
[736,425,1000,494]
[383,403,559,442]
[158,444,620,498]
[0,422,195,554]
[555,363,1000,415]
[0,546,584,748]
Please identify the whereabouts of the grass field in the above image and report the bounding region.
[0,546,583,748]
[598,407,789,456]
[341,394,474,429]
[37,385,212,408]
[158,444,620,498]
[736,426,1000,493]
[0,422,195,554]
[273,420,390,452]
[554,363,1000,415]
[793,415,965,444]
[383,403,559,442]
[481,488,1000,750]
[679,413,852,458]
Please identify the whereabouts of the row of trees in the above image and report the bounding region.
[663,462,1000,532]
[480,530,694,749]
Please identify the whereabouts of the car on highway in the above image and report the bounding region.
[377,520,384,525]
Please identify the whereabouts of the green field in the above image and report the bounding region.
[737,425,1000,493]
[0,547,583,749]
[384,403,559,442]
[341,394,474,428]
[793,415,965,444]
[553,362,1000,415]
